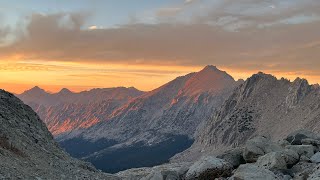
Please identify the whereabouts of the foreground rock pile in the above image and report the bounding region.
[118,129,320,180]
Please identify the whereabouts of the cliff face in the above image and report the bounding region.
[0,89,119,179]
[174,73,320,162]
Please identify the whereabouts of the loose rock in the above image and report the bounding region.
[185,156,232,180]
[286,130,319,145]
[311,152,320,164]
[291,162,317,179]
[286,145,315,158]
[243,136,282,163]
[257,152,287,170]
[280,149,300,167]
[229,164,279,180]
[217,147,245,168]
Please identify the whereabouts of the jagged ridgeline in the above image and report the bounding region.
[0,90,119,179]
[174,72,320,162]
[198,73,320,148]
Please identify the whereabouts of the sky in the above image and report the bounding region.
[0,0,319,93]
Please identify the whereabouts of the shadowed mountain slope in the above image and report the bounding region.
[173,72,320,162]
[0,89,119,179]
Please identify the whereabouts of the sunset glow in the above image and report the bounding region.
[2,60,320,94]
[0,0,319,93]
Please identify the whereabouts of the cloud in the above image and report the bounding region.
[184,0,197,4]
[193,0,320,30]
[88,25,97,30]
[0,15,11,46]
[156,7,182,17]
[0,0,319,77]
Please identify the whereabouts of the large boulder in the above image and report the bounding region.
[291,162,317,179]
[278,140,290,148]
[217,147,245,168]
[243,136,283,163]
[117,163,191,180]
[286,130,319,145]
[229,164,279,180]
[142,171,179,180]
[280,149,300,167]
[286,145,315,158]
[311,152,320,164]
[256,152,287,170]
[185,156,232,180]
[302,138,320,146]
[308,164,320,180]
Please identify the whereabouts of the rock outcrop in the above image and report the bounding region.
[230,164,279,180]
[0,89,119,179]
[243,136,283,163]
[185,156,232,179]
[116,162,192,180]
[175,72,320,162]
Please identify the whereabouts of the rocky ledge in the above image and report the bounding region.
[118,129,320,180]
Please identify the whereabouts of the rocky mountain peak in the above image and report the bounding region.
[292,77,310,88]
[234,72,278,101]
[286,77,312,108]
[250,72,277,81]
[179,66,236,96]
[128,86,140,91]
[199,65,235,80]
[203,65,218,70]
[23,86,47,96]
[57,88,72,95]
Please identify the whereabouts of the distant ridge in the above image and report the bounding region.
[18,86,145,135]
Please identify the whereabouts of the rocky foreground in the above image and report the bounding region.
[0,90,119,179]
[117,130,320,180]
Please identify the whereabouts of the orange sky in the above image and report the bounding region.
[1,60,319,94]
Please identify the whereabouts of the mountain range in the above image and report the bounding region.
[18,86,144,136]
[18,65,241,173]
[16,66,320,175]
[3,75,320,179]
